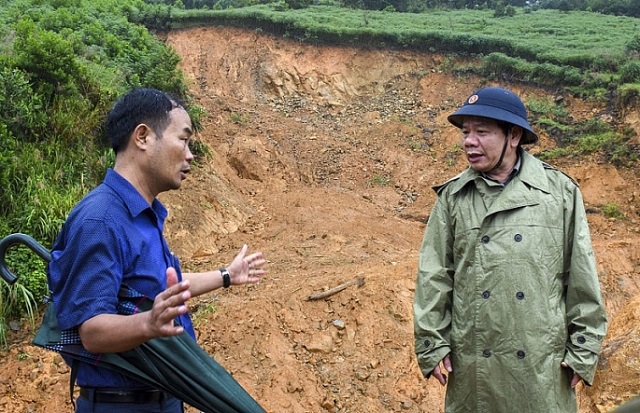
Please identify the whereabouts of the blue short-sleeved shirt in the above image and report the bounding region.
[48,168,196,388]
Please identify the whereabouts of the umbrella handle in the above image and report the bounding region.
[0,233,52,285]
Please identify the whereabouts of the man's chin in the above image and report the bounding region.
[170,179,185,191]
[469,164,488,173]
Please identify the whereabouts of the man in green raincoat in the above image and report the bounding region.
[413,87,607,412]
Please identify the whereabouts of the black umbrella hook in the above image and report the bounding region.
[0,233,51,285]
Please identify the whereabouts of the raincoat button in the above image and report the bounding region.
[481,235,490,244]
[516,350,526,359]
[482,349,492,358]
[577,336,586,344]
[516,291,525,300]
[514,234,522,242]
[482,290,491,299]
[424,339,431,347]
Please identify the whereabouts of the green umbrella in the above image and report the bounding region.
[613,396,640,413]
[1,233,266,413]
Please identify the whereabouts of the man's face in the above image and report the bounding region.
[148,107,194,192]
[460,116,519,175]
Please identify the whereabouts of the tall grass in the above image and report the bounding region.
[0,275,39,348]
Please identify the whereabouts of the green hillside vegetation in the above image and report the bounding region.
[0,0,197,345]
[0,0,639,344]
[168,5,640,92]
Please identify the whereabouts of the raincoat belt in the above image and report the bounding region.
[79,387,167,404]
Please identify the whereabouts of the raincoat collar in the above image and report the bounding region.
[433,150,551,196]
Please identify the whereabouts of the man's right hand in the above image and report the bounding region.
[431,354,452,386]
[79,267,192,353]
[148,267,192,337]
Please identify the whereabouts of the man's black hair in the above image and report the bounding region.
[106,88,187,153]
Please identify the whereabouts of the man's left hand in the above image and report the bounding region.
[561,361,582,388]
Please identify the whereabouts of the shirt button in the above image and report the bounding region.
[481,235,490,244]
[516,350,526,359]
[516,291,525,300]
[514,234,523,242]
[482,349,492,358]
[424,339,431,347]
[482,290,491,299]
[577,336,586,344]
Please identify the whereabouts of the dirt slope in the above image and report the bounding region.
[2,26,640,413]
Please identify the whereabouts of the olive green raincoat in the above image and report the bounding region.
[414,150,607,413]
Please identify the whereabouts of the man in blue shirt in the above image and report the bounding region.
[48,88,266,413]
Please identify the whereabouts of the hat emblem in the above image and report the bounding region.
[468,94,479,104]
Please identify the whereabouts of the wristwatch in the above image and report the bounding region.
[220,268,230,288]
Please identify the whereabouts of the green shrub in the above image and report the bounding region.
[625,34,640,55]
[0,242,44,348]
[527,97,569,118]
[479,53,584,87]
[367,174,391,187]
[0,0,197,330]
[601,202,625,219]
[619,60,640,84]
[617,83,640,110]
[0,67,47,140]
[13,18,85,100]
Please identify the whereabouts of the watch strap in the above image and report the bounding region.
[220,268,231,288]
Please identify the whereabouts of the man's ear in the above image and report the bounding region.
[509,125,523,147]
[132,123,152,150]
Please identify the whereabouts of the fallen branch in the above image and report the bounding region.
[308,276,365,301]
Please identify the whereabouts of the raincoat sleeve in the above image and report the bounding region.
[414,193,454,377]
[562,184,607,386]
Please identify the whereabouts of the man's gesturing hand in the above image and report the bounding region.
[148,267,192,337]
[226,244,266,286]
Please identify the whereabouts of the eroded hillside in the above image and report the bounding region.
[2,26,640,413]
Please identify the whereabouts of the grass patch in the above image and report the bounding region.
[230,112,249,126]
[191,300,218,328]
[601,202,625,219]
[367,174,391,187]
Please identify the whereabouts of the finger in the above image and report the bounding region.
[443,354,453,373]
[432,366,447,386]
[166,267,179,288]
[245,274,262,284]
[571,373,581,388]
[237,244,248,258]
[157,278,191,306]
[158,319,185,336]
[157,304,188,325]
[248,258,267,269]
[245,251,264,262]
[165,326,184,336]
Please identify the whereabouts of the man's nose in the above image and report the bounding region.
[462,133,479,145]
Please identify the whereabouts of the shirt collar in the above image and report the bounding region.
[103,168,168,221]
[481,152,522,186]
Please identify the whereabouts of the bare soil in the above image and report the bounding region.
[2,26,640,413]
